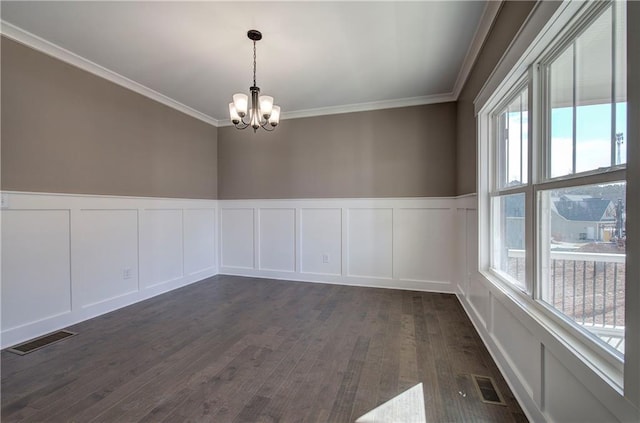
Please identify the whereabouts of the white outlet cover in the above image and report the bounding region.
[1,193,9,209]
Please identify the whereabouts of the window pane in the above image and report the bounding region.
[491,193,526,290]
[498,89,528,188]
[550,47,574,178]
[575,8,612,173]
[539,182,626,356]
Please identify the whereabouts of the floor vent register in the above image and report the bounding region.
[6,330,77,355]
[471,374,506,405]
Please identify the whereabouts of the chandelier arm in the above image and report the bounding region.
[234,119,251,130]
[260,122,276,132]
[234,123,250,130]
[233,112,256,130]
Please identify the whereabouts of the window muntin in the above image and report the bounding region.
[614,0,627,166]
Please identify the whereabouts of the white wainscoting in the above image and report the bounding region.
[347,208,393,279]
[220,208,255,269]
[73,209,138,308]
[2,210,72,331]
[259,208,296,272]
[300,208,342,276]
[454,194,639,423]
[0,191,217,348]
[139,209,184,289]
[218,197,456,292]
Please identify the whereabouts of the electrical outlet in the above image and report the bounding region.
[322,253,330,264]
[1,193,9,209]
[122,268,132,279]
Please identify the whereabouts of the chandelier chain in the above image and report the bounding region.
[253,41,257,87]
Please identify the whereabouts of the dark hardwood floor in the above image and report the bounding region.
[1,276,527,422]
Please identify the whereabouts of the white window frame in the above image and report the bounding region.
[477,0,632,393]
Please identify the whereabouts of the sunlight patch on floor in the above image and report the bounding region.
[356,383,426,423]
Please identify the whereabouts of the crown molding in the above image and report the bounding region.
[452,0,503,99]
[217,93,456,127]
[1,20,220,127]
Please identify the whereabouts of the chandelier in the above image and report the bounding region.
[229,30,281,132]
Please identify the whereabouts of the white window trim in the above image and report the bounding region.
[477,0,633,394]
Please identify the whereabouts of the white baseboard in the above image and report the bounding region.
[219,267,455,293]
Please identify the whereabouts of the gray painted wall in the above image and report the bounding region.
[2,1,539,200]
[218,103,457,199]
[1,37,218,199]
[456,1,537,195]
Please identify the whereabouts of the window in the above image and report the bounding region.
[484,0,627,366]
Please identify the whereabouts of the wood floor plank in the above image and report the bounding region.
[373,290,404,406]
[234,395,271,423]
[413,293,446,423]
[1,276,527,423]
[346,295,390,421]
[326,335,370,422]
[397,313,420,393]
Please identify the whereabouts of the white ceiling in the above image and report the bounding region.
[1,1,492,126]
